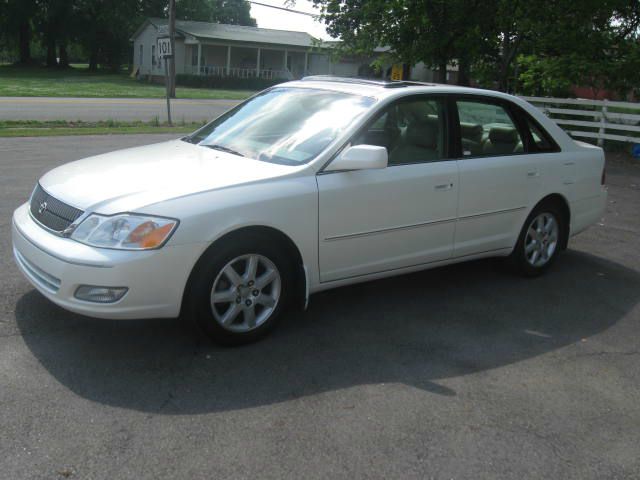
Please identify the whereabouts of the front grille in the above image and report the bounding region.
[30,183,84,233]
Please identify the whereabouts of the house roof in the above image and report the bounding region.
[136,18,320,48]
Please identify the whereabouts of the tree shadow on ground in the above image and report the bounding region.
[15,250,640,414]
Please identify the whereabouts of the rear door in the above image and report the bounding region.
[453,96,542,257]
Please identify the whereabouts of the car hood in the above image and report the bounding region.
[39,140,306,214]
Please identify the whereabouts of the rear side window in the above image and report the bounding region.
[522,115,558,152]
[456,100,524,157]
[354,97,447,166]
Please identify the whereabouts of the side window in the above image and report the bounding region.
[457,100,524,157]
[354,97,446,165]
[523,115,557,152]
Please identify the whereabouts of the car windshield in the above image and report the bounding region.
[186,87,375,165]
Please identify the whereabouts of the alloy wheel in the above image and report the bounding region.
[210,254,281,332]
[524,212,559,268]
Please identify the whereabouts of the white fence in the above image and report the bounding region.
[184,65,293,80]
[522,96,640,146]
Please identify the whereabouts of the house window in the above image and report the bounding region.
[192,46,198,66]
[152,45,156,67]
[139,44,143,66]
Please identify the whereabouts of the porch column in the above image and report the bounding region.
[304,51,308,76]
[256,48,261,77]
[226,45,231,76]
[197,43,202,75]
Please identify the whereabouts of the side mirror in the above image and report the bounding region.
[325,144,388,172]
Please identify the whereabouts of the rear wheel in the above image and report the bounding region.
[510,203,565,277]
[185,236,292,345]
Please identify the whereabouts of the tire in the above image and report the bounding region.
[509,202,566,277]
[184,234,293,346]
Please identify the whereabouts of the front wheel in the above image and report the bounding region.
[185,237,292,345]
[510,204,565,277]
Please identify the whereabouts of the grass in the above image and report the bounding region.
[0,119,205,137]
[0,65,254,100]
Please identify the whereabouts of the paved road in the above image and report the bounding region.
[0,97,241,122]
[1,136,640,479]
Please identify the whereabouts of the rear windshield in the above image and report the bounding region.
[187,87,375,165]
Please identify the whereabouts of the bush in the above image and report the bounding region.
[176,74,286,90]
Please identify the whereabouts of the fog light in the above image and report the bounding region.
[74,285,128,303]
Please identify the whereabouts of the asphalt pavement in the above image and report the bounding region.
[0,97,241,122]
[1,135,639,479]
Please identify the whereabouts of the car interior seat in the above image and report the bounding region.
[389,118,440,165]
[460,122,483,155]
[482,126,519,155]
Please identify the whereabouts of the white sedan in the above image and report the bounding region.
[12,77,607,344]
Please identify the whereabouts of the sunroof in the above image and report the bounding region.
[300,76,436,88]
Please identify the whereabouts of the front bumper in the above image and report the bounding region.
[12,203,203,319]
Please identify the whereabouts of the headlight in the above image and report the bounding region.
[70,213,178,250]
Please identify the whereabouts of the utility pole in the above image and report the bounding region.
[168,0,176,98]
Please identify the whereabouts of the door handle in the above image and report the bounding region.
[435,183,454,190]
[527,171,540,178]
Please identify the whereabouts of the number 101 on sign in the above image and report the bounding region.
[157,38,172,58]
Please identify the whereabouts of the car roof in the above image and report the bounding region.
[281,76,519,103]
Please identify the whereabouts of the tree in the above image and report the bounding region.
[311,0,640,94]
[0,0,38,64]
[512,0,640,96]
[310,0,492,84]
[208,0,256,26]
[74,0,145,71]
[176,0,256,26]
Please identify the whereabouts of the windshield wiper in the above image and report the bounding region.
[181,135,199,144]
[202,144,245,157]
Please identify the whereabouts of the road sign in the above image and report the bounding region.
[157,37,172,58]
[157,36,173,125]
[391,64,404,81]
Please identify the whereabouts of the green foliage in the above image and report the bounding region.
[312,0,640,96]
[176,74,282,90]
[178,0,256,26]
[516,55,574,97]
[512,0,640,98]
[312,0,496,82]
[0,65,254,99]
[0,119,203,137]
[0,0,256,68]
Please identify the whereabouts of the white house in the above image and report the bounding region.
[131,18,456,83]
[131,18,364,80]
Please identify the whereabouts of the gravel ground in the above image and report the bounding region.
[1,135,639,479]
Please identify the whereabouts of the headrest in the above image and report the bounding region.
[406,120,438,148]
[460,122,482,143]
[489,126,518,144]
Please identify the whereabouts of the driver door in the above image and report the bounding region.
[317,95,459,282]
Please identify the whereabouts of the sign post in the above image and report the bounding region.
[157,36,173,126]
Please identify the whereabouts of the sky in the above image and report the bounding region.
[248,0,335,39]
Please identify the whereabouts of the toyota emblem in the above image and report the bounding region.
[38,201,47,215]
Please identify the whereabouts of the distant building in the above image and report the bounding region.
[130,18,456,83]
[131,18,363,80]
